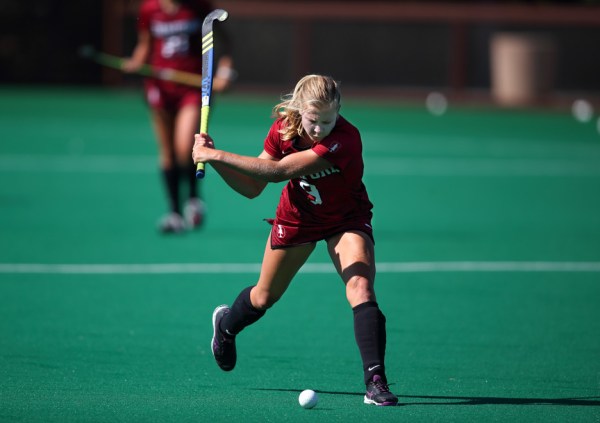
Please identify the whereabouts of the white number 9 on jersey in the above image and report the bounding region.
[299,180,323,205]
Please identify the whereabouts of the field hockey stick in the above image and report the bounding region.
[78,45,203,88]
[195,9,229,179]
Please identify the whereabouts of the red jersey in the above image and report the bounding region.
[264,115,374,246]
[138,0,212,75]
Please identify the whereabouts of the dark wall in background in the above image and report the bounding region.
[1,0,599,95]
[226,19,600,92]
[0,0,103,85]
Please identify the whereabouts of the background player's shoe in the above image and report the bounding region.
[184,198,205,229]
[158,212,185,233]
[211,305,237,371]
[364,375,399,406]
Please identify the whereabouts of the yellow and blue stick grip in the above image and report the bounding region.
[195,105,210,179]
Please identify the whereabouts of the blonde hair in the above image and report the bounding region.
[271,74,341,141]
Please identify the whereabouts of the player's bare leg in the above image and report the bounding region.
[211,238,315,371]
[251,240,316,309]
[150,108,185,233]
[327,230,398,406]
[174,103,204,228]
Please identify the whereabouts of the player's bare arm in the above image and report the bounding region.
[193,133,267,198]
[123,30,150,72]
[193,133,333,194]
[211,150,274,199]
[210,148,332,182]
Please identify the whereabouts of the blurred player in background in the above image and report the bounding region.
[124,0,234,233]
[193,75,398,406]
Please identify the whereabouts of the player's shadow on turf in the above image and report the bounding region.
[254,389,600,407]
[399,395,600,407]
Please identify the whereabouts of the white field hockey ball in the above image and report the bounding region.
[298,389,318,409]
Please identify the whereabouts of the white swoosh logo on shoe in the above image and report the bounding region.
[368,365,381,371]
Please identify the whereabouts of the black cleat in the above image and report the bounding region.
[211,305,237,371]
[364,375,399,406]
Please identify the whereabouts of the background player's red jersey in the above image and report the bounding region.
[138,0,212,76]
[264,116,374,229]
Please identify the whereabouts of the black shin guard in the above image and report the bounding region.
[161,166,180,214]
[186,163,199,199]
[220,286,266,336]
[353,301,387,385]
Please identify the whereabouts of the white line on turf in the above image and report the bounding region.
[0,262,599,274]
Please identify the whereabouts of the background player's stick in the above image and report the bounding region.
[195,9,229,179]
[79,45,203,88]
